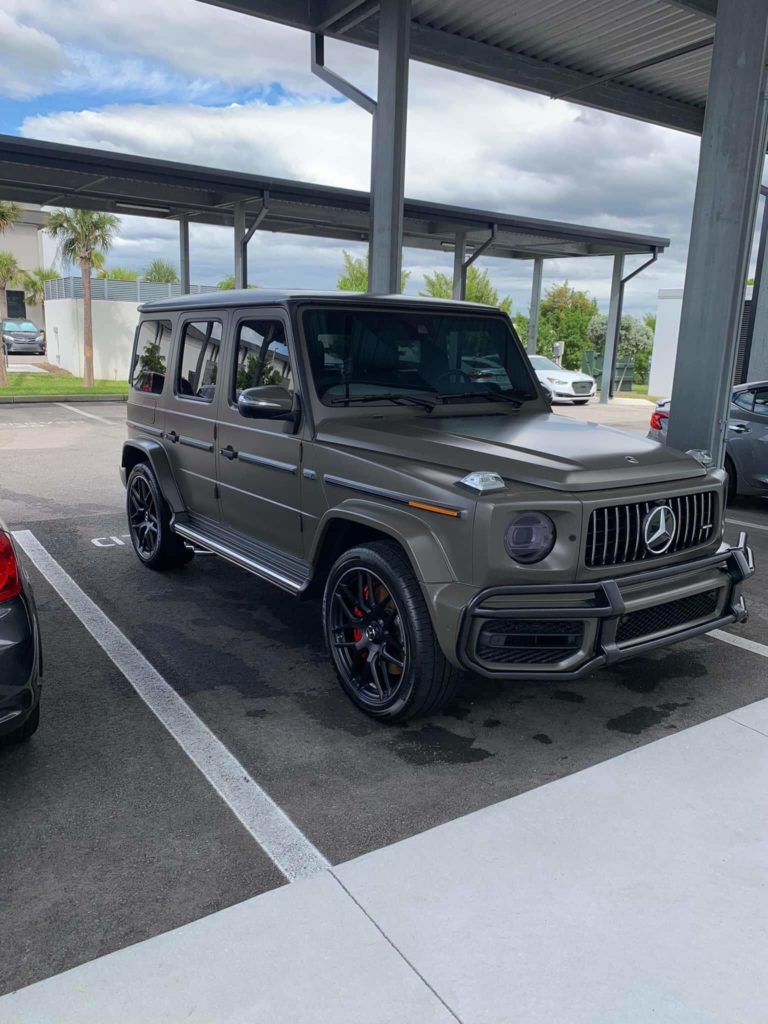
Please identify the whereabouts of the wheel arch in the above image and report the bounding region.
[308,501,456,594]
[122,439,185,513]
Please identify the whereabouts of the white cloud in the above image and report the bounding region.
[0,9,69,99]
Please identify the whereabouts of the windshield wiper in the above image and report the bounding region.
[329,393,436,412]
[438,390,523,408]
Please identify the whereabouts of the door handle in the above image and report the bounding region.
[728,424,749,434]
[220,445,238,460]
[166,429,179,443]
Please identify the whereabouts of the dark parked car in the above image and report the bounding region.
[122,291,753,722]
[648,382,768,501]
[2,319,46,356]
[0,523,42,744]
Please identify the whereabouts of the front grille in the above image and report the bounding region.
[477,619,585,665]
[616,590,720,645]
[586,491,717,568]
[572,381,592,395]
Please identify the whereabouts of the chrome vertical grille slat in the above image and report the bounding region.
[585,490,718,568]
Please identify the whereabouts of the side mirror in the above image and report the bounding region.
[238,385,298,422]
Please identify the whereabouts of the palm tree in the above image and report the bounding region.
[0,252,20,388]
[0,202,22,235]
[143,259,179,284]
[48,209,120,387]
[20,267,58,307]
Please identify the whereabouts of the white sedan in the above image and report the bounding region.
[528,354,596,405]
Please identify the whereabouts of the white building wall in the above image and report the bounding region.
[45,298,138,380]
[648,289,684,398]
[2,205,48,327]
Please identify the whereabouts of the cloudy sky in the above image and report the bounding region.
[0,0,732,316]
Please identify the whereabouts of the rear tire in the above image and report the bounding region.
[126,463,193,571]
[725,457,737,505]
[12,701,40,743]
[323,540,463,722]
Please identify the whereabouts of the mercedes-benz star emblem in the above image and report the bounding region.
[643,504,677,555]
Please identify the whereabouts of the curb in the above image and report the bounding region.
[0,395,128,405]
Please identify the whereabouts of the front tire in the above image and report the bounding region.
[11,701,40,743]
[322,540,463,722]
[126,463,193,571]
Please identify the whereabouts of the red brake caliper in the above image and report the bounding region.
[353,586,368,654]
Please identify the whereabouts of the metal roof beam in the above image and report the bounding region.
[662,0,716,19]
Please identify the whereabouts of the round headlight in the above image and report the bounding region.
[504,511,556,564]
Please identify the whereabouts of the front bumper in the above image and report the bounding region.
[456,534,754,680]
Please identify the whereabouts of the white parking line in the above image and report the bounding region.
[710,629,768,659]
[12,529,329,883]
[726,517,768,533]
[56,402,119,426]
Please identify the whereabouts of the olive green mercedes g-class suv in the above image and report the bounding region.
[121,291,754,721]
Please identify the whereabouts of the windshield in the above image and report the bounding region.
[529,355,562,372]
[3,320,38,333]
[303,307,538,407]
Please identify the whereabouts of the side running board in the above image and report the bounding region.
[172,520,309,594]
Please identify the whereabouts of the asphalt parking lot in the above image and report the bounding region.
[1,400,767,996]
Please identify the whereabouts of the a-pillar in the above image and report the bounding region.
[368,0,411,295]
[667,0,768,459]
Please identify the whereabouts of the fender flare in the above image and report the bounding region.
[121,439,185,513]
[310,499,457,584]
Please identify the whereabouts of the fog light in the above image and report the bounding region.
[504,512,556,564]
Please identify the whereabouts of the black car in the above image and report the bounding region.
[2,319,46,356]
[0,523,42,743]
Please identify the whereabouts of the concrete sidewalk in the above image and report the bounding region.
[3,643,768,1023]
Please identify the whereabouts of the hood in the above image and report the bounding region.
[317,411,706,492]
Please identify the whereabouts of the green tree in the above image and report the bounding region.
[0,202,22,235]
[0,251,21,388]
[420,264,512,313]
[336,250,410,292]
[217,275,236,290]
[19,267,58,307]
[143,258,179,284]
[97,266,138,281]
[48,208,120,387]
[587,312,654,390]
[643,312,656,335]
[537,282,598,370]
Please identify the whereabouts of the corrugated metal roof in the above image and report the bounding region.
[0,134,668,261]
[202,0,717,132]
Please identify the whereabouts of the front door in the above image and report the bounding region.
[216,311,303,557]
[728,385,768,491]
[164,315,224,522]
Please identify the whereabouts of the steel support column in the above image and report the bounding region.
[527,257,543,354]
[368,0,411,295]
[600,254,624,404]
[667,0,768,460]
[452,231,466,299]
[746,193,768,381]
[233,201,247,289]
[179,214,190,293]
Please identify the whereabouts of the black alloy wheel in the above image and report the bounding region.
[323,541,463,722]
[128,471,161,561]
[126,463,193,570]
[328,566,409,710]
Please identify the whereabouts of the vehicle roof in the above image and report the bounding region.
[734,380,768,392]
[138,289,499,314]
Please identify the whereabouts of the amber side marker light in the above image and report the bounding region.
[407,501,460,518]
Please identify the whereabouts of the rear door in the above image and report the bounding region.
[163,314,225,523]
[728,386,768,490]
[216,310,303,557]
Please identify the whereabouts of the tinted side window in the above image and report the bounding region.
[131,319,173,393]
[753,387,768,416]
[232,319,293,402]
[176,320,222,402]
[733,390,754,412]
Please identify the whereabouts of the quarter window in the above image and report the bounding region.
[176,320,222,402]
[753,387,768,416]
[131,319,173,394]
[232,319,293,403]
